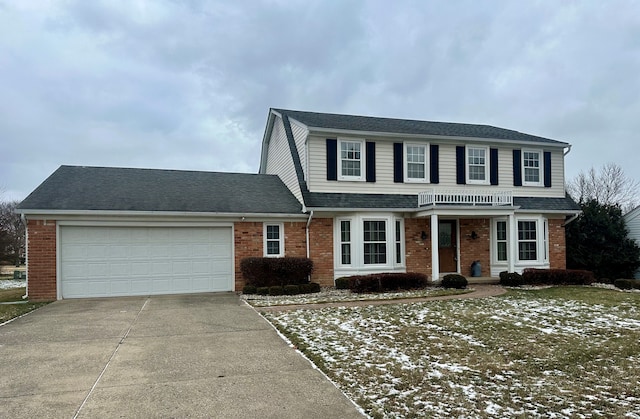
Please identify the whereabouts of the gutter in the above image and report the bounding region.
[20,213,28,300]
[564,145,572,156]
[564,212,580,226]
[305,210,314,259]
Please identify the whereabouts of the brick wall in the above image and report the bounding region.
[233,222,263,291]
[308,218,334,286]
[548,218,566,269]
[284,222,307,258]
[459,218,491,277]
[26,220,57,301]
[404,218,431,278]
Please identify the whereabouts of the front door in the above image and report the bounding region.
[438,220,457,272]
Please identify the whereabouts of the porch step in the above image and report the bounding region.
[466,276,500,285]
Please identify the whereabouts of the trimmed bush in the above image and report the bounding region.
[522,269,595,286]
[441,274,468,289]
[298,282,321,294]
[283,285,300,295]
[269,286,285,296]
[335,277,350,289]
[499,271,524,287]
[344,272,430,293]
[240,257,314,287]
[614,279,640,290]
[242,285,257,294]
[256,287,269,296]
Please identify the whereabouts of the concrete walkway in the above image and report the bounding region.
[0,293,363,418]
[258,284,507,313]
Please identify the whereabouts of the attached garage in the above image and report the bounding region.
[59,225,233,298]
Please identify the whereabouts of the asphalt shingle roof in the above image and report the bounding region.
[305,192,580,212]
[273,108,568,145]
[18,166,304,214]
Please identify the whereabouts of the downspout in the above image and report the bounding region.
[564,213,580,226]
[20,213,28,300]
[563,145,572,156]
[305,210,314,259]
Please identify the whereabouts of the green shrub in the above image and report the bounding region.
[308,282,321,293]
[522,269,595,286]
[269,286,285,296]
[345,272,430,293]
[441,274,468,289]
[297,282,321,294]
[242,285,257,294]
[240,257,314,287]
[335,277,350,289]
[256,287,269,296]
[499,271,523,287]
[613,279,640,290]
[283,285,300,295]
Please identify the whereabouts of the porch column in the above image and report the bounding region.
[508,213,516,273]
[431,214,439,282]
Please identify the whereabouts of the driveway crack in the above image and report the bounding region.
[72,297,150,419]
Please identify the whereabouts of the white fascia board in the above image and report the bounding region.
[305,207,417,213]
[515,209,581,215]
[414,206,518,218]
[18,209,308,220]
[306,127,569,148]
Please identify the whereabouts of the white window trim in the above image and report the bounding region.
[338,138,366,181]
[263,223,284,257]
[522,149,543,187]
[404,142,429,183]
[466,145,490,185]
[492,219,509,265]
[333,214,405,274]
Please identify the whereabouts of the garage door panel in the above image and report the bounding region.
[60,226,233,298]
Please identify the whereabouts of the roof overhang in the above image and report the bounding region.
[17,209,308,220]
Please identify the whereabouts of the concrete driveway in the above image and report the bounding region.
[0,293,363,418]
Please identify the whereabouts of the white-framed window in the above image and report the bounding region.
[363,220,387,264]
[264,223,284,257]
[338,139,365,181]
[517,220,537,261]
[466,146,489,184]
[495,220,508,262]
[404,143,428,182]
[522,149,543,186]
[339,219,352,265]
[395,219,403,265]
[334,214,404,271]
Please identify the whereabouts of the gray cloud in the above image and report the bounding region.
[1,0,639,203]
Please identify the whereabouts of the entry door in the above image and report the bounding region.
[438,220,457,272]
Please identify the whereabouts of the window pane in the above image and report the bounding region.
[364,243,386,264]
[341,221,350,242]
[497,242,507,261]
[395,220,401,242]
[407,163,425,179]
[267,240,280,255]
[519,242,537,260]
[524,167,539,182]
[518,221,536,240]
[396,242,402,264]
[469,165,485,180]
[496,221,507,241]
[266,225,280,240]
[341,244,351,265]
[342,160,361,177]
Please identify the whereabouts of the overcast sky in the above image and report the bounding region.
[1,1,639,201]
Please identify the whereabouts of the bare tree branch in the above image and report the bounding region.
[567,163,640,213]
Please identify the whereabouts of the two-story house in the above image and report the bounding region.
[17,108,579,300]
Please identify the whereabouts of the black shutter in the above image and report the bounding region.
[366,141,376,182]
[490,148,499,185]
[513,149,522,186]
[430,144,439,184]
[393,143,403,183]
[326,139,337,181]
[544,151,552,187]
[456,146,465,184]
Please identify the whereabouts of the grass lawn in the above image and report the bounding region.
[0,287,49,324]
[265,287,640,418]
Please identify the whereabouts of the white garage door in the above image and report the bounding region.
[60,226,233,298]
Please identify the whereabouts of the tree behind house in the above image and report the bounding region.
[0,200,25,265]
[566,199,640,280]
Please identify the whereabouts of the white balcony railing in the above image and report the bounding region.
[418,188,513,207]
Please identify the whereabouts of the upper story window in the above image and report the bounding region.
[264,223,284,257]
[339,139,365,181]
[523,150,542,186]
[466,146,489,184]
[404,143,428,182]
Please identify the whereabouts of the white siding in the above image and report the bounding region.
[265,116,303,204]
[307,134,566,198]
[624,207,640,279]
[290,119,310,181]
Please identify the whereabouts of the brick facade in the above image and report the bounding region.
[548,218,567,269]
[404,218,431,278]
[308,218,334,287]
[26,220,57,301]
[233,222,263,291]
[458,218,491,277]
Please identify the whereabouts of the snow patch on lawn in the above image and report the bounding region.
[0,279,25,290]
